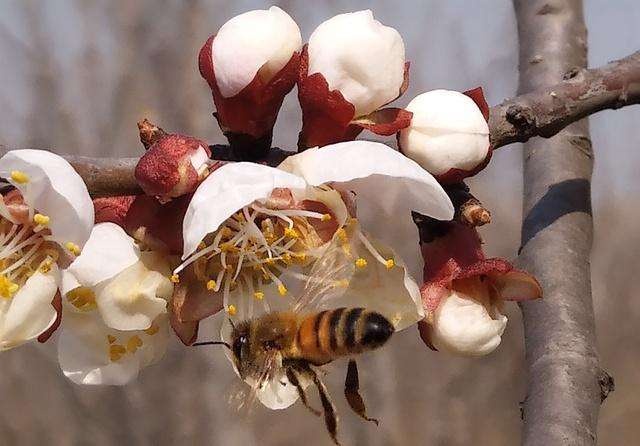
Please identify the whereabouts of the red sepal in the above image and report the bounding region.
[351,108,413,136]
[93,196,136,227]
[432,87,493,184]
[199,35,299,157]
[37,292,62,343]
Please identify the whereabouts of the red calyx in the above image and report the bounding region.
[433,87,493,184]
[198,35,300,160]
[93,196,136,227]
[135,133,211,201]
[297,46,412,149]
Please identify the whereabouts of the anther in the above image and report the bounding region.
[33,213,50,226]
[355,258,368,268]
[170,274,180,283]
[65,241,81,256]
[253,291,265,300]
[144,323,160,336]
[10,170,29,184]
[385,259,395,269]
[284,227,299,239]
[126,335,143,354]
[321,214,332,222]
[227,304,237,316]
[278,284,287,296]
[206,279,217,291]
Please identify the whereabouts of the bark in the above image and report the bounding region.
[514,1,612,445]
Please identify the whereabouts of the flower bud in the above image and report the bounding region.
[298,10,409,148]
[199,7,302,158]
[399,89,491,183]
[135,134,211,202]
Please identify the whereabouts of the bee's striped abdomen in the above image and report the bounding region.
[296,308,394,365]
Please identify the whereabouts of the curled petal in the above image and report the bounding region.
[351,107,412,136]
[491,269,542,301]
[0,149,94,248]
[0,265,60,351]
[182,162,306,258]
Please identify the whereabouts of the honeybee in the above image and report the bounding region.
[196,232,395,445]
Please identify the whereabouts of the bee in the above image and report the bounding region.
[196,233,395,445]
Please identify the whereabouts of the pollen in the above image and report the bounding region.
[0,275,19,299]
[355,257,368,268]
[385,259,395,269]
[284,227,299,239]
[253,291,265,300]
[278,283,287,296]
[206,279,217,291]
[10,170,29,184]
[144,323,160,336]
[126,335,143,354]
[33,213,50,226]
[321,213,332,222]
[170,274,180,283]
[65,242,81,256]
[227,304,237,316]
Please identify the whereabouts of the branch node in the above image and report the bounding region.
[598,369,615,403]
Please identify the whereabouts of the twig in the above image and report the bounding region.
[514,1,611,445]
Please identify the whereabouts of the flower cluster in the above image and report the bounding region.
[1,6,541,405]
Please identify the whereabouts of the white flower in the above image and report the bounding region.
[58,222,173,385]
[0,149,93,351]
[307,10,405,116]
[212,6,302,98]
[429,281,507,357]
[399,90,490,176]
[176,140,453,409]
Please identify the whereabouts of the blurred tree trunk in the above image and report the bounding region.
[514,1,610,445]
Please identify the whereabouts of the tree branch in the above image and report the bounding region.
[2,47,639,196]
[514,1,611,445]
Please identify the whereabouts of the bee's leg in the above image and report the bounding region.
[304,365,340,446]
[344,359,379,426]
[285,367,321,416]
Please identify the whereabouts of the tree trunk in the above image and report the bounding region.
[514,1,610,445]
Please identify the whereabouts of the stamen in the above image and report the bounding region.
[357,231,394,269]
[278,283,287,296]
[355,258,368,268]
[170,274,180,283]
[10,170,29,184]
[0,274,19,298]
[227,304,237,316]
[65,241,81,256]
[254,291,264,300]
[206,279,217,291]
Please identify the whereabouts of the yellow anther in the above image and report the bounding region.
[10,170,29,184]
[278,284,287,296]
[0,275,19,299]
[284,227,299,239]
[336,228,348,242]
[144,323,160,336]
[206,279,217,291]
[281,253,292,264]
[66,287,97,311]
[109,344,126,362]
[39,259,53,274]
[126,335,143,354]
[321,213,332,222]
[355,258,368,269]
[253,291,265,300]
[33,213,50,226]
[264,257,275,265]
[385,259,395,269]
[65,242,81,256]
[170,274,180,283]
[107,335,117,344]
[220,243,237,253]
[227,304,237,316]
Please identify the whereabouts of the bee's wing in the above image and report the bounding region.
[292,232,355,314]
[229,350,281,416]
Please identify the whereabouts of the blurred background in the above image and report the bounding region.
[1,1,639,444]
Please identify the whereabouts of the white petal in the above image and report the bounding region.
[308,10,405,116]
[182,162,306,258]
[279,141,453,279]
[0,150,94,248]
[399,90,490,175]
[96,260,172,331]
[65,223,140,289]
[0,265,60,351]
[430,290,507,357]
[213,6,302,97]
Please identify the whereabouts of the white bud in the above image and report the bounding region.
[430,288,507,356]
[399,90,490,176]
[307,10,405,116]
[213,6,302,98]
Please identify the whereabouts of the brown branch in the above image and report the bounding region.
[514,1,609,445]
[490,49,640,149]
[1,49,639,196]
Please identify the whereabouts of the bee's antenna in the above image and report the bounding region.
[192,341,231,350]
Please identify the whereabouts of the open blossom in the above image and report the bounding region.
[418,221,542,356]
[58,223,173,385]
[199,6,302,157]
[298,10,411,149]
[399,88,491,184]
[171,140,453,408]
[0,150,93,351]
